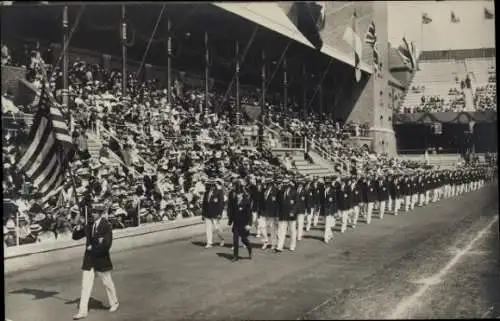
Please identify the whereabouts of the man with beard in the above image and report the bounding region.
[202,178,225,248]
[277,178,298,252]
[322,177,337,243]
[295,178,308,241]
[227,178,252,262]
[259,177,280,250]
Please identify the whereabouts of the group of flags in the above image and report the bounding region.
[397,37,418,72]
[422,7,494,24]
[342,11,382,82]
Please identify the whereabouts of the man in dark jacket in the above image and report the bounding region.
[363,174,377,224]
[322,177,337,243]
[305,177,321,231]
[72,203,119,320]
[295,179,308,241]
[259,178,279,250]
[337,177,351,233]
[277,178,297,252]
[227,179,253,262]
[376,175,389,219]
[202,178,225,248]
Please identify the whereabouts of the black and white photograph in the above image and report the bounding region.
[2,1,498,320]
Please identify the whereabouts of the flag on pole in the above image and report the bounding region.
[410,41,419,70]
[342,10,362,82]
[398,37,416,71]
[16,85,73,204]
[364,21,377,46]
[422,13,432,24]
[484,7,494,19]
[451,11,460,23]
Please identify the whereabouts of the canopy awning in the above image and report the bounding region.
[212,2,373,74]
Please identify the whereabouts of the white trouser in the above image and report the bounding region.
[205,218,224,245]
[305,208,315,231]
[378,201,386,218]
[394,198,401,215]
[339,210,349,232]
[260,216,279,248]
[387,197,393,212]
[351,206,360,227]
[313,208,320,227]
[411,194,418,209]
[419,193,425,206]
[324,215,336,242]
[366,202,374,223]
[277,220,297,251]
[404,195,411,212]
[297,213,306,240]
[78,268,118,314]
[252,212,259,235]
[425,191,430,204]
[432,189,438,202]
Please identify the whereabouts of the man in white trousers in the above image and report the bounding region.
[259,178,280,250]
[72,203,119,320]
[295,179,307,241]
[248,176,262,238]
[322,177,337,243]
[202,179,225,248]
[363,175,376,224]
[277,178,297,252]
[305,178,321,231]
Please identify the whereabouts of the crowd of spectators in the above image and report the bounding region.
[2,41,446,248]
[474,66,496,112]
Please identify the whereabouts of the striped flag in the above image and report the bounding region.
[451,11,460,23]
[398,37,416,71]
[16,85,73,204]
[422,13,432,24]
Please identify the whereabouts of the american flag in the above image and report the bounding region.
[16,85,73,203]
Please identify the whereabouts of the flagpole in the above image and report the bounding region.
[39,57,86,225]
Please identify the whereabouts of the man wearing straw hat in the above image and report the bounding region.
[72,203,119,320]
[202,178,225,248]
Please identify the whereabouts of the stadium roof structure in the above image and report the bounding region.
[213,2,373,74]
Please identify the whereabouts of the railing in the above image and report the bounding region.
[305,137,337,164]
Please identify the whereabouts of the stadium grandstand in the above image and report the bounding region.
[2,1,496,248]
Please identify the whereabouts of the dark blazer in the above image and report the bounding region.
[337,184,351,211]
[72,217,113,272]
[305,183,318,210]
[364,180,377,203]
[278,186,298,221]
[249,184,261,213]
[260,185,279,218]
[376,180,389,201]
[353,181,364,205]
[321,184,337,216]
[227,190,252,236]
[202,186,225,219]
[294,184,307,214]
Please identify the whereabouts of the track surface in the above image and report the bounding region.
[5,184,500,321]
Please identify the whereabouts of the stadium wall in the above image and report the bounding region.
[345,1,396,155]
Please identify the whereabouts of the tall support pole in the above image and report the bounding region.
[259,49,266,149]
[302,64,307,118]
[166,18,172,106]
[62,6,69,110]
[235,41,240,125]
[121,5,127,97]
[283,57,288,113]
[204,31,209,115]
[283,57,288,130]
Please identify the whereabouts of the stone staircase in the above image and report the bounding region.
[271,147,334,178]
